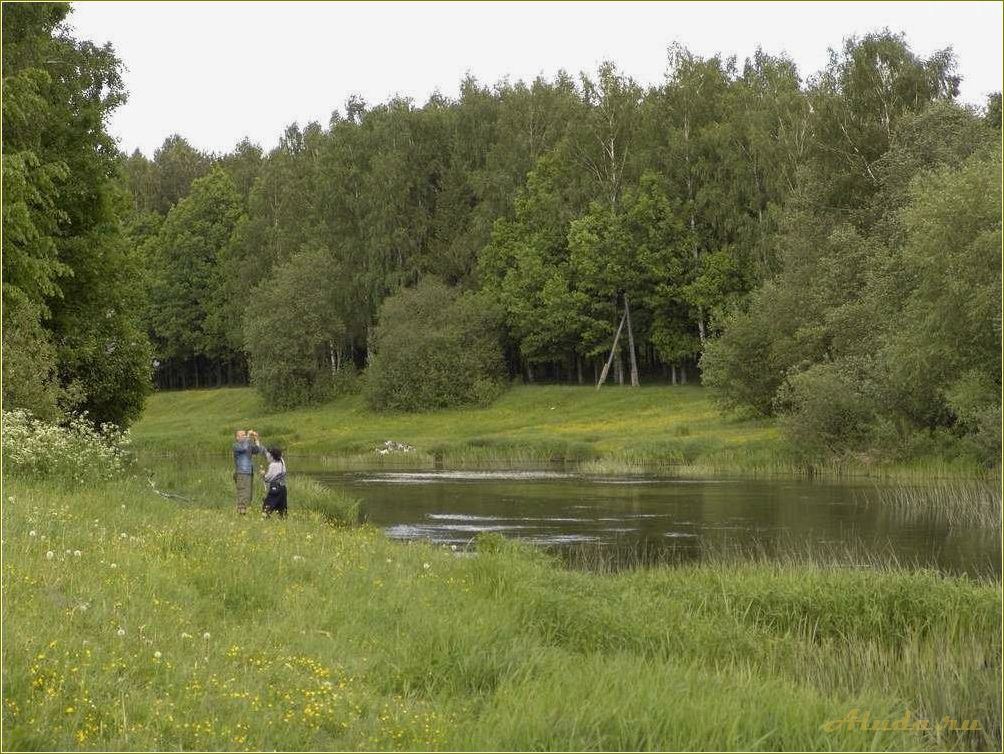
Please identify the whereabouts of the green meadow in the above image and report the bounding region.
[3,467,1001,751]
[131,385,981,478]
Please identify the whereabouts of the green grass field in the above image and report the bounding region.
[3,469,1000,751]
[130,385,980,478]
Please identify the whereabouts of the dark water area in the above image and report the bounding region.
[307,469,1001,577]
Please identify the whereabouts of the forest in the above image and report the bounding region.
[3,2,1001,465]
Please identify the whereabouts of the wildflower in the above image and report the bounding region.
[110,563,118,569]
[117,628,126,637]
[422,562,430,570]
[120,533,127,539]
[202,632,211,640]
[29,530,37,537]
[45,551,54,560]
[65,549,71,555]
[306,534,313,541]
[121,505,126,510]
[292,555,304,562]
[451,545,457,551]
[153,651,162,659]
[73,550,81,557]
[181,632,192,639]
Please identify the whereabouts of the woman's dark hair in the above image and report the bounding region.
[268,447,283,463]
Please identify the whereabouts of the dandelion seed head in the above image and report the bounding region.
[45,550,54,560]
[153,651,162,659]
[29,530,37,537]
[110,563,118,569]
[116,628,126,637]
[202,632,211,640]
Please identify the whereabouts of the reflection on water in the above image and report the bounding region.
[307,469,1000,577]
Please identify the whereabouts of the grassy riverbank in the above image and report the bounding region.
[3,469,1001,751]
[132,386,983,478]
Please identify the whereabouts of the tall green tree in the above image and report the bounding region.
[2,2,151,425]
[148,169,244,387]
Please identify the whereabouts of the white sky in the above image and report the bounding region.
[67,1,1004,157]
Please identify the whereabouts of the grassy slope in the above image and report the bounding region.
[132,385,793,475]
[3,471,1000,751]
[132,385,982,478]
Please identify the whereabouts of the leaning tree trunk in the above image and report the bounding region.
[624,294,640,387]
[596,309,627,390]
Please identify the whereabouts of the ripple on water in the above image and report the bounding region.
[363,471,579,483]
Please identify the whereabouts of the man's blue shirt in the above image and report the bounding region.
[233,438,262,474]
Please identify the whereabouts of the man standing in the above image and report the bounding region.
[233,429,262,514]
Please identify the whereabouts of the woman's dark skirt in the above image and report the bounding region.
[263,482,288,517]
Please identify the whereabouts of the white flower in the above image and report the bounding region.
[451,544,458,551]
[45,550,54,560]
[292,555,304,562]
[202,632,211,640]
[116,628,126,637]
[180,632,192,639]
[29,530,37,537]
[73,550,82,557]
[386,558,393,564]
[120,504,126,509]
[305,534,313,541]
[153,651,162,659]
[65,549,71,555]
[422,562,431,570]
[120,533,128,539]
[110,563,118,569]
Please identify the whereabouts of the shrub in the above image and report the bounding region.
[1,409,131,483]
[364,279,506,412]
[244,245,350,409]
[774,361,876,461]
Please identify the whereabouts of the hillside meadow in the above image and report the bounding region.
[130,385,982,478]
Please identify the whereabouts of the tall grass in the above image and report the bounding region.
[870,479,1003,529]
[3,472,1000,751]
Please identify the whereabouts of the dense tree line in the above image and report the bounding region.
[3,6,999,466]
[2,2,150,426]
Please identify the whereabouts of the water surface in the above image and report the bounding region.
[308,469,999,576]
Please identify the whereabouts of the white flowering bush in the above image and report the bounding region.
[2,409,131,482]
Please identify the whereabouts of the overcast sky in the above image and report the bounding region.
[68,1,1003,157]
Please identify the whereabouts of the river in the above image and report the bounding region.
[307,469,1000,577]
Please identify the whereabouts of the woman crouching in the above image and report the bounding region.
[262,447,288,517]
